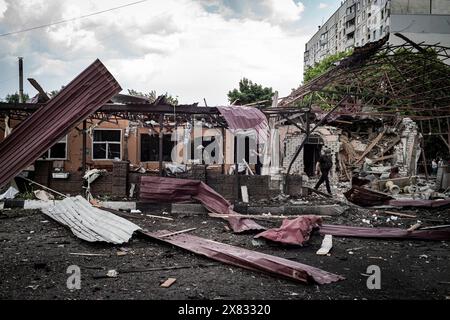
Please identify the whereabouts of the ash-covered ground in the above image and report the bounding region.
[0,200,449,300]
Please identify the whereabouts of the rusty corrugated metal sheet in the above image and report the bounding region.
[217,106,269,143]
[142,230,345,285]
[319,224,450,241]
[255,216,323,246]
[0,59,121,189]
[140,176,265,232]
[42,196,140,244]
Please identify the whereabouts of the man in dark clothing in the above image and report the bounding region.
[314,149,333,195]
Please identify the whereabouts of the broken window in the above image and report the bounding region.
[190,136,220,164]
[92,129,121,160]
[41,136,67,160]
[140,133,174,162]
[234,135,257,165]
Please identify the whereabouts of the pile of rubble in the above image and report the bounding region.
[338,118,421,182]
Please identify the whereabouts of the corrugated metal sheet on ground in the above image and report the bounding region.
[140,176,265,233]
[142,230,345,285]
[255,215,323,246]
[42,196,140,244]
[319,224,450,241]
[0,59,121,189]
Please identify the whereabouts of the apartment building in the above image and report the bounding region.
[304,0,450,69]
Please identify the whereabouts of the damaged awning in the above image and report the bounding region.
[142,230,345,285]
[42,196,141,244]
[217,105,269,144]
[0,59,121,189]
[140,176,265,233]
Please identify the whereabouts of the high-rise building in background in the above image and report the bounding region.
[304,0,450,69]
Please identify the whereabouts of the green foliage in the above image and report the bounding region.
[17,191,35,200]
[4,92,30,103]
[227,78,274,107]
[128,89,178,106]
[303,50,353,84]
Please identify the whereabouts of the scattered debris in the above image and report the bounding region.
[146,214,174,221]
[344,187,393,207]
[106,270,119,278]
[316,235,333,255]
[140,176,265,233]
[69,253,109,257]
[33,190,54,201]
[0,186,19,200]
[160,278,177,288]
[25,285,40,290]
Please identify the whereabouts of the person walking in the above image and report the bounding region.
[314,149,333,195]
[432,159,438,176]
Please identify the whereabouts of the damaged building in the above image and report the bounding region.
[0,32,450,300]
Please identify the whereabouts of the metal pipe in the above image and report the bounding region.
[18,57,24,103]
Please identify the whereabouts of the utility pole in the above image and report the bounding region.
[18,57,24,103]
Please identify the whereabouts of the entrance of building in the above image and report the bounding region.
[303,135,324,177]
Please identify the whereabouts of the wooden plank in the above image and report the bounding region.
[355,129,387,164]
[380,210,417,218]
[371,154,395,163]
[407,223,422,232]
[159,228,197,238]
[377,136,401,157]
[160,278,177,288]
[146,214,174,221]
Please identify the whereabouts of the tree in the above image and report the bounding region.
[127,89,178,106]
[303,50,353,84]
[227,78,274,107]
[3,92,30,103]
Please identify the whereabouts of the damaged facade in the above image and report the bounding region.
[0,32,450,299]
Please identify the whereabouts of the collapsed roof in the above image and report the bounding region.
[279,33,450,122]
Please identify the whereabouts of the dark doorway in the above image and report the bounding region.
[303,135,323,177]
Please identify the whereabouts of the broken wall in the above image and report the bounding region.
[281,126,341,183]
[393,118,422,176]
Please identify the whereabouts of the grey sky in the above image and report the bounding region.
[0,0,341,105]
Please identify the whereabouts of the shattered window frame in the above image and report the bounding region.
[92,128,122,161]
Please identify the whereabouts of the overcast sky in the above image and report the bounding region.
[0,0,340,105]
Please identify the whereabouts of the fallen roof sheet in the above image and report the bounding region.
[142,230,345,285]
[255,216,323,246]
[319,224,450,241]
[217,106,269,144]
[140,176,265,233]
[0,59,121,189]
[344,187,394,207]
[42,196,141,244]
